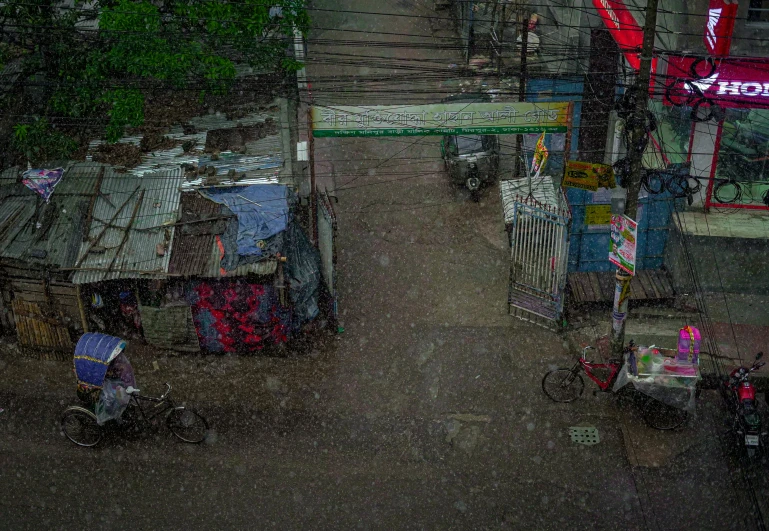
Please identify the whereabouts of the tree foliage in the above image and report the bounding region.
[12,118,78,166]
[1,0,308,147]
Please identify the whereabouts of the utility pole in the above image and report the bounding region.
[497,3,507,76]
[307,106,317,246]
[514,5,528,178]
[610,0,659,356]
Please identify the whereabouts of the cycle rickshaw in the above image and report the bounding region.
[61,333,209,447]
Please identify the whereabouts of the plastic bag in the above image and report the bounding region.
[95,378,132,425]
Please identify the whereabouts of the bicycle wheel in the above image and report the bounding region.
[61,407,103,447]
[641,399,688,430]
[167,407,209,443]
[542,369,585,403]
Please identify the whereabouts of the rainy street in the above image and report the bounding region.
[2,0,769,529]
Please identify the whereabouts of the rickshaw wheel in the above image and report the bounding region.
[167,407,209,443]
[61,407,103,447]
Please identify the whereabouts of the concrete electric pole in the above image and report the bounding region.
[610,0,660,356]
[514,5,528,178]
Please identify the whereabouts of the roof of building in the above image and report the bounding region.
[168,191,278,278]
[0,162,104,272]
[71,168,185,284]
[86,98,293,189]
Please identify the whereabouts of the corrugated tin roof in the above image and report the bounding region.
[180,152,283,191]
[72,168,185,284]
[85,99,293,188]
[86,132,206,177]
[500,177,570,225]
[205,239,277,278]
[0,162,104,270]
[168,193,223,277]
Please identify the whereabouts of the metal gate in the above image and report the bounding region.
[316,189,338,323]
[501,179,571,329]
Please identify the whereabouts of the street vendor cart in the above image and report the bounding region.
[543,327,702,430]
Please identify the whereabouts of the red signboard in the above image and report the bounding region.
[704,0,737,58]
[591,0,644,70]
[665,56,769,109]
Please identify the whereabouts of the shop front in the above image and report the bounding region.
[657,55,769,295]
[663,55,769,211]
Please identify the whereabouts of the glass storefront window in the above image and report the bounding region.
[714,108,769,207]
[647,100,693,168]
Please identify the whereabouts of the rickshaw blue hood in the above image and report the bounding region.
[73,333,127,388]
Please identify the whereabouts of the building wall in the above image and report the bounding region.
[627,0,769,58]
[666,228,769,295]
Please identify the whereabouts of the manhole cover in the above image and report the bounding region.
[569,426,600,446]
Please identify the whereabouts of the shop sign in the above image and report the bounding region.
[609,214,637,275]
[591,0,644,70]
[562,160,615,191]
[311,102,571,137]
[666,56,769,109]
[704,0,737,58]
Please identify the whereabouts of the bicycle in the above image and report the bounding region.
[61,383,209,447]
[541,344,689,430]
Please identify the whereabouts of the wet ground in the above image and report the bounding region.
[1,1,767,529]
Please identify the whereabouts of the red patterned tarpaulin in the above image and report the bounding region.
[185,279,290,352]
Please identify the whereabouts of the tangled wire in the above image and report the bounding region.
[664,57,725,123]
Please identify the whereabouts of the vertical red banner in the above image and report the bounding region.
[704,0,738,58]
[591,0,644,69]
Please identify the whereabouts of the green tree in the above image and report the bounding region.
[1,0,308,144]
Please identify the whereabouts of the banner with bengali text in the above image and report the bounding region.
[311,102,572,137]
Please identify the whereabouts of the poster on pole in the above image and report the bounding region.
[609,214,637,275]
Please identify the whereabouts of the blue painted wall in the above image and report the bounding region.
[525,77,583,177]
[520,77,680,273]
[566,187,680,272]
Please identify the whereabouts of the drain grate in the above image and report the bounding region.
[569,426,600,446]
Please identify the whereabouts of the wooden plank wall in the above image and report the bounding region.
[11,298,73,353]
[568,270,675,304]
[4,279,84,332]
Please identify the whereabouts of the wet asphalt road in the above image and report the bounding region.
[1,389,642,531]
[0,383,761,530]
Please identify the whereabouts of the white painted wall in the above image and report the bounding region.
[688,118,720,207]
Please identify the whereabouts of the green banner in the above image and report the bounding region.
[311,102,572,137]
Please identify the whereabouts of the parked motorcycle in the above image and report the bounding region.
[723,352,766,459]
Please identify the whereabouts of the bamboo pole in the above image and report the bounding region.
[76,284,89,333]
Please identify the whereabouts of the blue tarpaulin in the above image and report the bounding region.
[201,185,289,258]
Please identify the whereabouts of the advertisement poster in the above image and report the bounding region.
[562,160,615,191]
[585,204,612,226]
[609,214,637,275]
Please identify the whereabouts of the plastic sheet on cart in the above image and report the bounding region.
[614,349,700,412]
